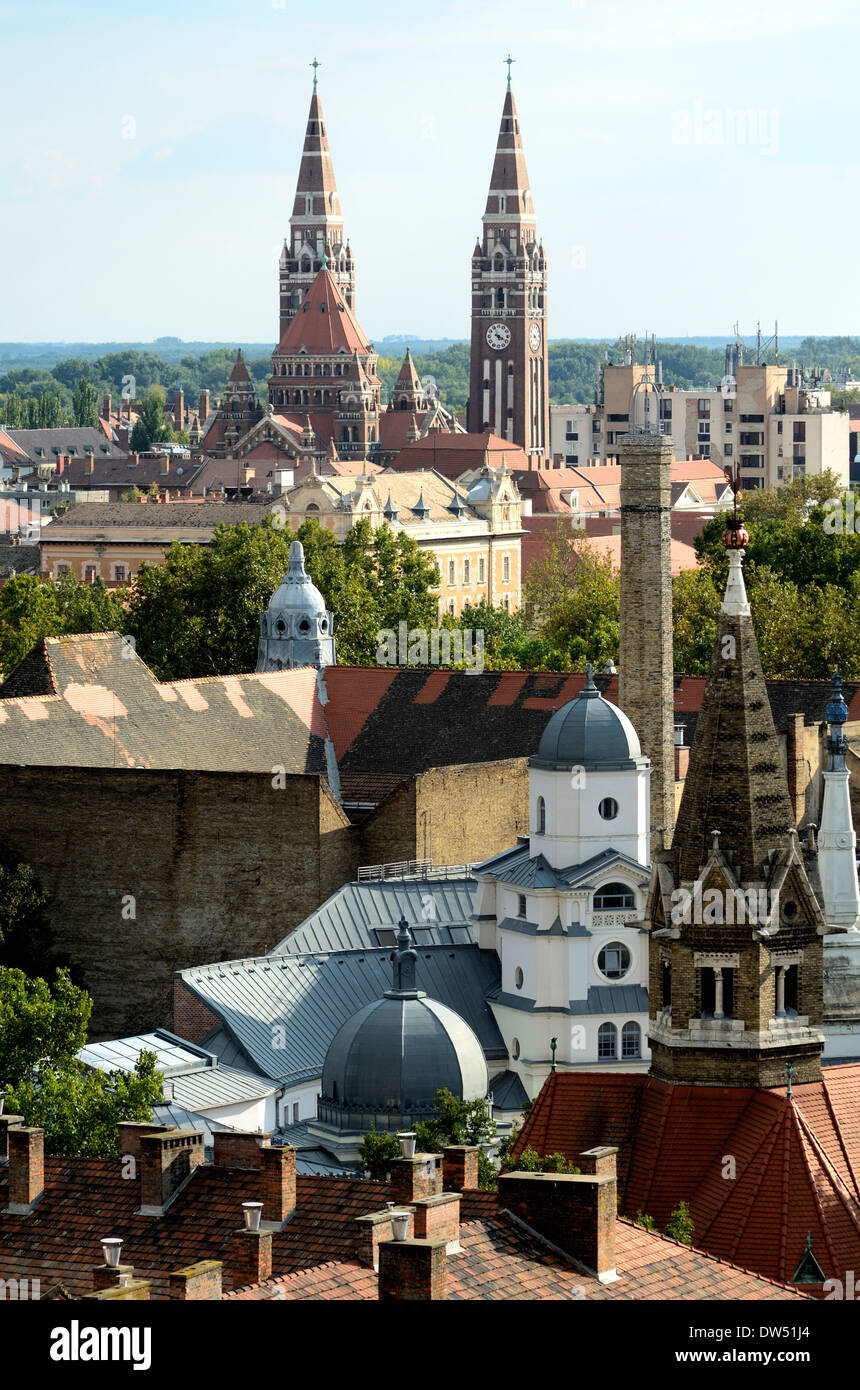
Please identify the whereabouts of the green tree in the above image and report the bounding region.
[664,1199,694,1245]
[523,521,620,669]
[504,1147,580,1174]
[130,387,174,452]
[0,967,161,1158]
[0,575,60,675]
[358,1129,402,1180]
[53,571,126,634]
[414,1088,497,1189]
[72,377,99,428]
[0,851,54,975]
[672,566,721,675]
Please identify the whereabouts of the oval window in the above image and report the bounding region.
[599,797,619,820]
[512,1037,521,1060]
[514,967,524,990]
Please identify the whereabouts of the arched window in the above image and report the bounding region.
[622,1021,641,1059]
[593,883,635,911]
[598,942,631,980]
[598,1023,617,1060]
[536,796,546,835]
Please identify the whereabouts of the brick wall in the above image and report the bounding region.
[0,766,354,1037]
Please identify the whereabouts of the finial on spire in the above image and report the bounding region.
[786,1059,794,1099]
[711,828,721,853]
[310,56,320,93]
[550,1036,557,1073]
[584,662,596,688]
[504,53,515,90]
[392,918,417,993]
[320,248,328,270]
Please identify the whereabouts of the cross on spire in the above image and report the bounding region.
[504,54,515,89]
[310,57,320,93]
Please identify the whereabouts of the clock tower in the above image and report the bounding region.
[469,64,549,460]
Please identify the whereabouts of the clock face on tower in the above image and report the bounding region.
[486,322,511,351]
[529,323,542,352]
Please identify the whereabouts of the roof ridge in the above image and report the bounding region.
[615,1216,813,1295]
[791,1098,860,1256]
[819,1071,860,1200]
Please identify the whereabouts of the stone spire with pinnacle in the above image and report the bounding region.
[818,671,860,930]
[278,64,355,338]
[646,524,832,1088]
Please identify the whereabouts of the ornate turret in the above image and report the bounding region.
[256,539,336,671]
[646,535,832,1087]
[818,671,860,929]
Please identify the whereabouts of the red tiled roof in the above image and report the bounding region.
[512,1067,860,1288]
[276,267,371,356]
[390,431,530,479]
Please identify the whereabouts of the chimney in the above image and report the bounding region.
[212,1131,267,1170]
[442,1145,479,1192]
[117,1121,173,1167]
[262,1144,296,1226]
[86,453,95,474]
[102,394,111,420]
[138,1129,204,1215]
[0,1113,24,1163]
[92,1237,135,1291]
[389,1152,443,1205]
[160,455,170,476]
[4,1127,45,1214]
[118,425,130,450]
[786,712,807,824]
[56,456,65,476]
[355,1207,415,1269]
[497,1146,619,1283]
[229,1209,273,1290]
[674,725,689,780]
[173,387,185,432]
[378,1237,448,1301]
[411,1194,461,1252]
[199,388,210,420]
[169,1260,223,1301]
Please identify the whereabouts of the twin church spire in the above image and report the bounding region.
[277,61,549,460]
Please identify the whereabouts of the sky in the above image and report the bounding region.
[2,0,859,344]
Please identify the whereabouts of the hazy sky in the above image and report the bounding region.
[3,0,858,344]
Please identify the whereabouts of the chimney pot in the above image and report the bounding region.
[243,1201,263,1231]
[396,1131,417,1159]
[101,1237,123,1267]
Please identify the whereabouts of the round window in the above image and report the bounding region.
[512,1037,520,1060]
[599,798,619,820]
[598,942,631,980]
[514,967,524,990]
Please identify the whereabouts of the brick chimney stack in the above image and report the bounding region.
[389,1152,443,1205]
[498,1146,619,1283]
[229,1224,273,1290]
[199,389,210,420]
[173,388,185,433]
[169,1261,223,1300]
[261,1145,296,1226]
[378,1238,448,1301]
[4,1127,45,1214]
[138,1130,204,1215]
[102,394,111,420]
[442,1146,479,1192]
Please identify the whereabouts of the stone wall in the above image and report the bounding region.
[0,766,355,1038]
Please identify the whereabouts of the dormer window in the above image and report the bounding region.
[593,883,635,912]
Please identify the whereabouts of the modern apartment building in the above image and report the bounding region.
[551,360,850,490]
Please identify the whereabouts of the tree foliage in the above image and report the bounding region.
[664,1199,694,1245]
[129,386,174,452]
[358,1129,402,1181]
[0,967,161,1157]
[0,573,126,678]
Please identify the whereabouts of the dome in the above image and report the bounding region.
[531,664,645,772]
[267,540,327,618]
[317,922,488,1133]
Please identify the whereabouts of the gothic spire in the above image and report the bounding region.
[484,85,535,225]
[671,528,794,884]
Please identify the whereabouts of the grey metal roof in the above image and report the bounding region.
[269,879,478,956]
[568,985,650,1015]
[199,1025,263,1076]
[321,993,488,1122]
[150,1103,230,1157]
[488,1069,530,1111]
[177,944,505,1085]
[475,843,649,891]
[167,1065,278,1113]
[275,1123,357,1176]
[530,674,646,772]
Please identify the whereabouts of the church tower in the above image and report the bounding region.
[646,517,834,1088]
[278,63,355,339]
[468,64,549,460]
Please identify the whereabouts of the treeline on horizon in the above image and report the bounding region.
[2,336,859,425]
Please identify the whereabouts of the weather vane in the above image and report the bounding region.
[310,57,320,94]
[505,54,515,90]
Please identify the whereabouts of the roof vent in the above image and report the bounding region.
[397,1131,416,1159]
[391,1210,411,1241]
[242,1201,263,1231]
[101,1237,123,1268]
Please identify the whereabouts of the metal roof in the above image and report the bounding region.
[269,879,478,956]
[150,1103,230,1157]
[568,985,650,1015]
[475,844,649,891]
[167,1065,278,1113]
[177,943,505,1085]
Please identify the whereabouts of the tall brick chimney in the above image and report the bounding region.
[4,1127,45,1214]
[102,394,111,420]
[173,387,185,432]
[138,1130,204,1215]
[378,1237,447,1301]
[261,1145,296,1226]
[497,1146,618,1283]
[442,1145,479,1192]
[199,389,210,420]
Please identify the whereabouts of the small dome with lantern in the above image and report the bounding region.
[256,539,336,671]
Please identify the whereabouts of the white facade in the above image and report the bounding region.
[474,675,652,1101]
